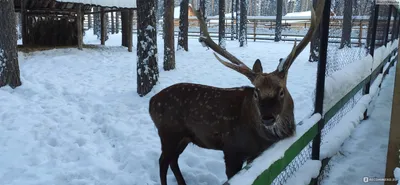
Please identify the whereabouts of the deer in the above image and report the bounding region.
[149,0,325,184]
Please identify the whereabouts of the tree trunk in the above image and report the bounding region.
[111,11,115,34]
[235,0,239,39]
[137,0,159,97]
[178,0,189,51]
[308,0,320,62]
[219,0,226,48]
[93,7,101,38]
[231,0,235,40]
[88,12,92,29]
[116,12,120,33]
[239,0,247,47]
[121,10,128,47]
[353,0,359,16]
[275,0,283,42]
[340,0,353,49]
[163,0,175,70]
[0,1,22,88]
[101,8,106,45]
[200,0,206,36]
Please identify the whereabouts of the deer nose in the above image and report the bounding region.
[262,116,276,126]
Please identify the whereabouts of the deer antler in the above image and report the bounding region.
[277,0,326,73]
[194,9,257,82]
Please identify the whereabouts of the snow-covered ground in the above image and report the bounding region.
[3,31,317,185]
[320,65,396,185]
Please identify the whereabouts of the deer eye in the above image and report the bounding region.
[279,89,284,98]
[254,89,260,99]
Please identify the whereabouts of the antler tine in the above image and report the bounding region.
[279,0,326,73]
[194,9,256,80]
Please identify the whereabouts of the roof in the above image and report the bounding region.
[56,0,136,8]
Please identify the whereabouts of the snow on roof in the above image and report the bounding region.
[56,0,136,8]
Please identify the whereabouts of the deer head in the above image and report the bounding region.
[194,0,325,127]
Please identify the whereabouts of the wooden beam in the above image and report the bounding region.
[384,42,400,185]
[127,9,133,52]
[76,4,83,50]
[100,7,106,45]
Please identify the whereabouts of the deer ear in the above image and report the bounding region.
[252,59,263,73]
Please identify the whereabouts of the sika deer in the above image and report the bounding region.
[149,1,325,184]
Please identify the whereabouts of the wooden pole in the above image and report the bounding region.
[111,10,115,34]
[76,4,83,50]
[88,9,92,29]
[121,10,128,47]
[21,0,28,45]
[100,7,106,45]
[127,9,133,52]
[384,38,400,185]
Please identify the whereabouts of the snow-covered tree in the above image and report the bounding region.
[275,0,283,42]
[219,0,226,48]
[93,7,101,38]
[178,0,189,51]
[239,0,247,47]
[0,0,21,88]
[137,0,159,96]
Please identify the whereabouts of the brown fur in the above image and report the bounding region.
[149,63,296,185]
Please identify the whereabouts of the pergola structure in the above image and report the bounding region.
[13,0,136,51]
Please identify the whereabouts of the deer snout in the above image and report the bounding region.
[262,115,276,126]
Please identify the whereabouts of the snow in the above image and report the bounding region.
[319,63,396,185]
[323,42,397,114]
[395,168,400,185]
[56,0,136,8]
[285,11,311,17]
[283,160,322,185]
[227,113,322,185]
[1,30,319,185]
[286,61,396,185]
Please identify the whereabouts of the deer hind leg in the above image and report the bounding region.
[223,151,245,179]
[169,138,189,185]
[158,130,188,185]
[159,151,170,185]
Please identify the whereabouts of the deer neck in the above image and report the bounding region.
[241,90,296,144]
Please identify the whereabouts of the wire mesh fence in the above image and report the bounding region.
[266,2,398,185]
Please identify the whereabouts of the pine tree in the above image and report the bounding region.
[0,0,21,88]
[137,0,159,96]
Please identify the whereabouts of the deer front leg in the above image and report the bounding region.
[223,151,245,179]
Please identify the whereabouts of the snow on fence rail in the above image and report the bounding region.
[223,40,398,185]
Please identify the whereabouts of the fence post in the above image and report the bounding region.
[391,7,398,42]
[396,12,400,39]
[363,3,379,120]
[311,0,331,163]
[384,5,392,47]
